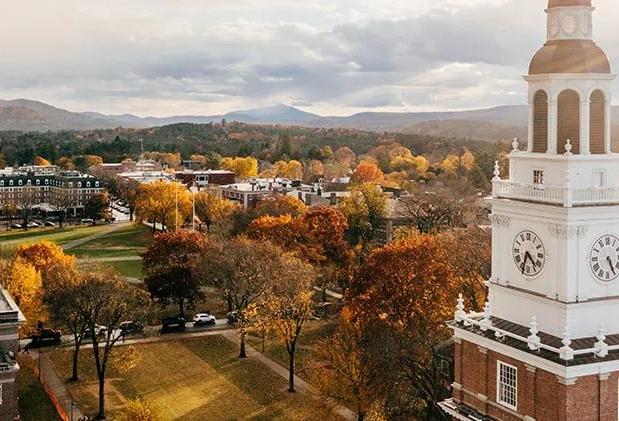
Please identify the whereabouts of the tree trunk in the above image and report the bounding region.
[96,374,106,419]
[71,344,80,381]
[288,345,296,393]
[239,331,247,358]
[179,299,185,318]
[129,209,134,222]
[227,295,233,313]
[357,411,366,421]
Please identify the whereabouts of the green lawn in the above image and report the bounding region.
[17,356,62,421]
[68,224,154,259]
[108,259,144,279]
[47,336,343,420]
[0,224,112,248]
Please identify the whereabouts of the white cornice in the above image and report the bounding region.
[524,74,615,82]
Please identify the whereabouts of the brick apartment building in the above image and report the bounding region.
[440,1,619,420]
[0,166,104,216]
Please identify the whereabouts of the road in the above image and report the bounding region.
[20,318,233,350]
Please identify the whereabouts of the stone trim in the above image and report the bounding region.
[548,223,588,239]
[555,376,577,385]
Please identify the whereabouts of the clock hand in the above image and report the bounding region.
[522,251,534,274]
[607,256,616,275]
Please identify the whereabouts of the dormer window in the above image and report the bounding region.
[533,170,544,185]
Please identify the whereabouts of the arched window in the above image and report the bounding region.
[557,89,580,154]
[532,90,548,153]
[590,90,606,154]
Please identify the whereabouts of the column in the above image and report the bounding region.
[580,97,590,154]
[548,99,558,154]
[527,101,534,152]
[523,365,537,419]
[605,101,612,153]
[599,373,615,420]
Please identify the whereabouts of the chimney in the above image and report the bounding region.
[330,192,337,206]
[298,191,303,201]
[305,194,312,206]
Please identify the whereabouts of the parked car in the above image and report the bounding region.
[193,313,216,326]
[161,315,186,331]
[29,328,62,348]
[86,324,108,338]
[10,224,23,229]
[226,311,239,325]
[80,218,94,224]
[44,221,57,227]
[120,320,144,336]
[26,222,40,228]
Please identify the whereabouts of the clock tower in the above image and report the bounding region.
[440,1,619,420]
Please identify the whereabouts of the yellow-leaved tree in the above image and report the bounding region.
[135,180,192,231]
[221,157,258,178]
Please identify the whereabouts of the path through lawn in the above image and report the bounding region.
[48,335,343,420]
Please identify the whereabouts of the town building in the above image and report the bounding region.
[0,166,104,216]
[220,178,315,209]
[174,169,235,188]
[0,286,25,420]
[440,1,619,420]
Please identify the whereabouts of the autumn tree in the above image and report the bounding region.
[247,256,315,392]
[33,156,51,166]
[350,160,383,185]
[78,271,149,419]
[84,192,112,224]
[117,178,141,221]
[398,182,475,234]
[339,183,387,246]
[142,231,208,317]
[221,156,258,178]
[200,238,286,358]
[348,234,458,419]
[135,180,192,231]
[74,155,103,172]
[334,146,356,170]
[254,195,307,219]
[0,257,44,335]
[43,263,88,381]
[193,191,237,233]
[56,156,75,170]
[16,241,76,273]
[310,309,373,421]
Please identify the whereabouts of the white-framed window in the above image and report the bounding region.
[533,170,544,185]
[497,361,517,411]
[593,170,607,188]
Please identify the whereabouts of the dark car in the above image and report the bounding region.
[226,311,239,325]
[120,320,144,336]
[161,315,186,331]
[30,328,62,348]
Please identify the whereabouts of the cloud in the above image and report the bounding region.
[0,0,617,116]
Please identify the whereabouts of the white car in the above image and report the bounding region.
[193,313,216,326]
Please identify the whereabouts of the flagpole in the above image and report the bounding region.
[192,185,196,232]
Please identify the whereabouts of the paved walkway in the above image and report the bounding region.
[84,255,142,262]
[28,350,85,420]
[220,330,356,420]
[63,222,131,250]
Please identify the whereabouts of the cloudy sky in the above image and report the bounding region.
[1,0,618,117]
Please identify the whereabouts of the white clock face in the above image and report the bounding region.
[562,15,577,35]
[512,230,546,277]
[589,235,619,282]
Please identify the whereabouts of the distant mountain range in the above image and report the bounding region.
[2,98,616,142]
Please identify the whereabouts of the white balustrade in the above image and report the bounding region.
[493,180,619,207]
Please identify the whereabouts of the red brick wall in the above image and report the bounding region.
[455,338,619,421]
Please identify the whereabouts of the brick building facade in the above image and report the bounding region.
[441,1,619,420]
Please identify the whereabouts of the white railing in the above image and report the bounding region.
[493,180,619,207]
[455,306,616,362]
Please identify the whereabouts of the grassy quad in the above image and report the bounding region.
[0,224,114,248]
[47,336,343,420]
[67,223,154,259]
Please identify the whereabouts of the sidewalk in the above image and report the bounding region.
[33,350,85,420]
[63,222,130,250]
[220,330,356,421]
